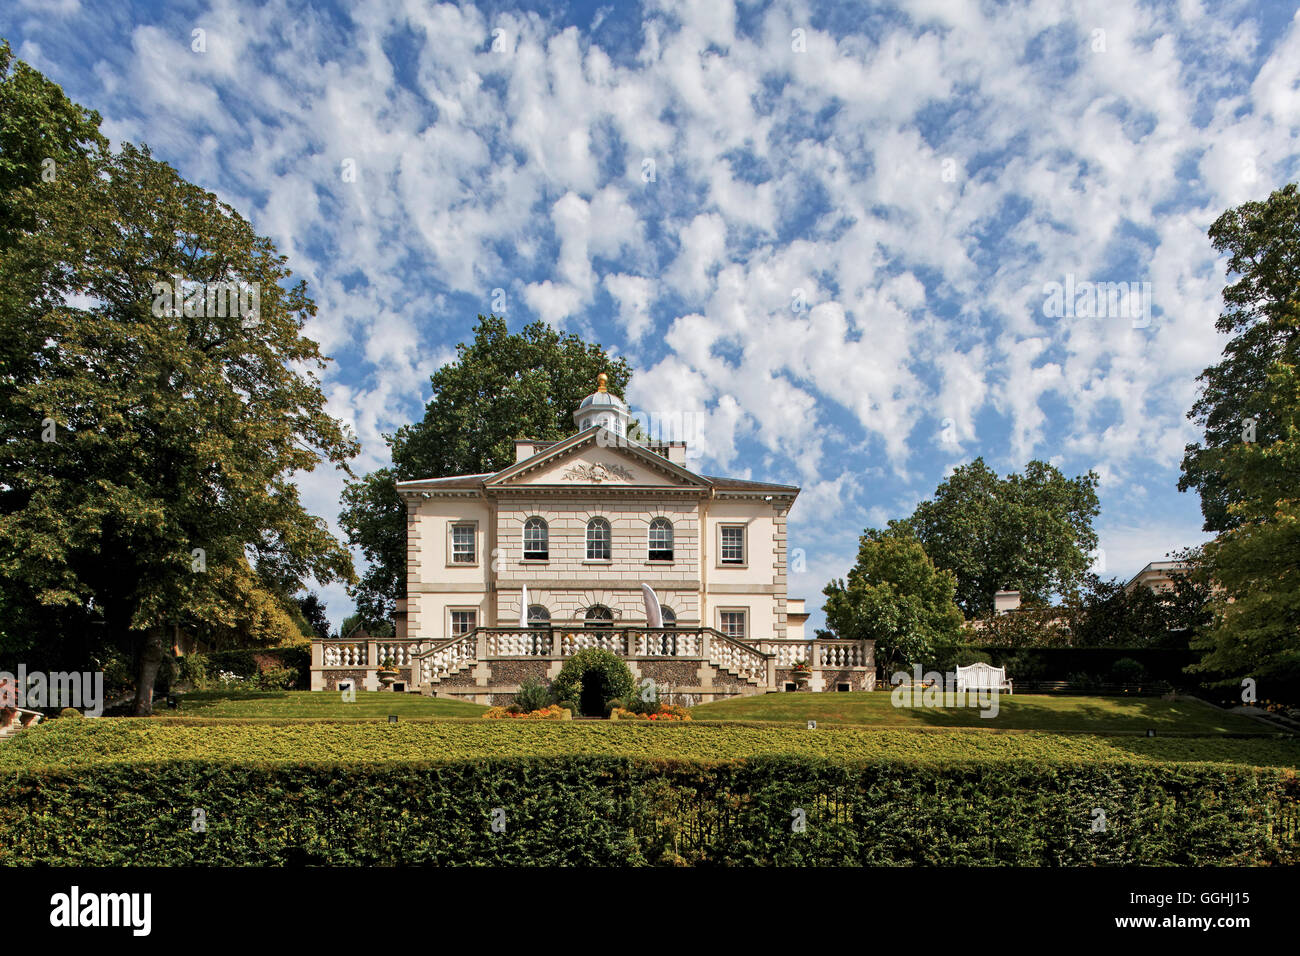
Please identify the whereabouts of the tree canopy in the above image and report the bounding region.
[891,458,1100,616]
[1179,184,1300,533]
[0,45,355,712]
[822,530,965,674]
[1177,185,1300,687]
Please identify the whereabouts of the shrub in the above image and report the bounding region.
[550,649,636,717]
[1110,657,1146,684]
[514,676,553,713]
[58,708,81,719]
[1068,672,1103,692]
[254,667,298,691]
[0,738,1293,865]
[178,653,211,690]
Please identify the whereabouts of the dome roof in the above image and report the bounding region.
[577,372,627,410]
[578,390,627,410]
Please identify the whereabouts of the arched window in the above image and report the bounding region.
[648,517,674,561]
[660,607,677,628]
[585,605,614,628]
[586,517,611,560]
[527,605,550,627]
[523,517,549,560]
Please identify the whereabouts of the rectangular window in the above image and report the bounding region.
[648,520,674,561]
[720,525,745,564]
[450,610,477,637]
[450,523,476,563]
[586,520,611,561]
[719,610,746,641]
[523,519,549,561]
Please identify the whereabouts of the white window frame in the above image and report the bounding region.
[586,517,612,561]
[448,521,477,566]
[523,516,549,562]
[648,517,674,562]
[719,524,746,566]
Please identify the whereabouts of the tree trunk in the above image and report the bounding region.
[132,626,167,716]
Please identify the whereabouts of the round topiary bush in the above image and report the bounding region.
[59,707,82,718]
[551,649,636,717]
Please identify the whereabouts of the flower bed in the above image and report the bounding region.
[610,705,692,721]
[482,704,572,720]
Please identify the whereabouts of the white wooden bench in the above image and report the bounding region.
[955,662,1013,695]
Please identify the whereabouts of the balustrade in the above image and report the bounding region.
[818,642,868,667]
[485,629,552,656]
[632,629,700,657]
[420,632,478,682]
[321,643,368,667]
[375,642,418,667]
[708,634,766,681]
[559,629,627,656]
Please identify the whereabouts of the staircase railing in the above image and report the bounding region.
[409,626,774,685]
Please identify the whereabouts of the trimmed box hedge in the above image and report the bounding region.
[0,721,1296,865]
[1,756,1296,866]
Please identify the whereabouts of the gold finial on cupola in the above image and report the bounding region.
[597,372,608,392]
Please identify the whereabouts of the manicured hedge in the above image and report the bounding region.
[6,719,1299,768]
[1,721,1297,865]
[1,755,1295,866]
[971,646,1199,684]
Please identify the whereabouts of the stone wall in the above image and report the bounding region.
[321,669,366,691]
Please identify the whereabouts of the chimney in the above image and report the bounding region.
[514,440,535,463]
[994,590,1021,615]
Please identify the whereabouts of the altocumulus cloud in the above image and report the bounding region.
[5,0,1298,629]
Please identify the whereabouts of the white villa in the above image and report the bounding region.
[311,375,875,704]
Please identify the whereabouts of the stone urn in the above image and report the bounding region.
[792,664,812,689]
[377,660,399,690]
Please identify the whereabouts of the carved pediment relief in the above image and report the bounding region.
[561,461,636,483]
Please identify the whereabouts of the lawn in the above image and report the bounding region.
[5,717,1300,769]
[161,690,485,719]
[688,690,1270,734]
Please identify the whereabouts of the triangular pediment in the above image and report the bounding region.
[486,428,709,489]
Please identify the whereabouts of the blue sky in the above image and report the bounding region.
[4,0,1299,633]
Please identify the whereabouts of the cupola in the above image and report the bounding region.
[573,373,631,436]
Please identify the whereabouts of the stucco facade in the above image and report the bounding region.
[311,377,875,700]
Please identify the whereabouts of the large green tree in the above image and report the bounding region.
[340,315,632,623]
[1179,184,1300,533]
[1189,361,1300,683]
[892,458,1100,616]
[1178,186,1300,686]
[822,530,965,674]
[0,47,356,713]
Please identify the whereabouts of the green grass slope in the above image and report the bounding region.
[688,691,1269,734]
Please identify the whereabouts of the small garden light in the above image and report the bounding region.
[388,715,398,725]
